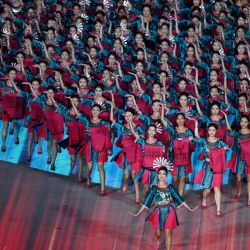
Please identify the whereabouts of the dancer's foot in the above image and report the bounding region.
[216,211,222,217]
[120,186,127,195]
[134,200,140,205]
[27,156,31,162]
[14,137,19,144]
[201,200,207,209]
[247,201,250,208]
[1,146,6,152]
[99,190,106,196]
[38,147,42,154]
[9,128,14,135]
[78,177,84,182]
[47,157,52,164]
[86,178,91,188]
[51,164,55,171]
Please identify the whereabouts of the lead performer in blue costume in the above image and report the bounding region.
[130,164,197,250]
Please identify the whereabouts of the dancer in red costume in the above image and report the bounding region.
[234,115,250,207]
[131,166,197,250]
[193,111,231,216]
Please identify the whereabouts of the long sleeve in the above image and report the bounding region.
[143,186,156,208]
[169,184,184,208]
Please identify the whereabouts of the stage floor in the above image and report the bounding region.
[0,162,249,250]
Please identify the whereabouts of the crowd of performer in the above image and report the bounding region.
[0,1,249,245]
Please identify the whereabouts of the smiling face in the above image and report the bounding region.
[208,125,217,137]
[178,80,187,91]
[47,89,55,99]
[158,169,167,181]
[240,117,249,129]
[94,87,102,98]
[8,70,16,80]
[147,126,156,137]
[152,84,161,94]
[31,80,40,91]
[176,114,185,126]
[152,101,160,112]
[91,106,101,117]
[125,111,134,123]
[210,70,218,81]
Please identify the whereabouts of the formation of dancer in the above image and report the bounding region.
[0,0,249,248]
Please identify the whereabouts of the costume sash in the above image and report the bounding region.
[173,138,191,167]
[90,125,111,153]
[30,102,45,126]
[45,109,64,135]
[209,147,226,173]
[68,121,87,147]
[2,93,25,119]
[142,144,164,169]
[240,138,250,166]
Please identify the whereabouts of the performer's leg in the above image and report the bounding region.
[247,174,250,207]
[86,162,93,187]
[122,170,129,193]
[98,162,105,194]
[38,137,44,154]
[144,184,149,198]
[165,229,172,250]
[202,188,211,207]
[47,135,52,162]
[13,119,20,143]
[9,122,14,134]
[70,154,76,169]
[214,187,221,215]
[51,139,58,170]
[235,174,242,198]
[155,230,162,250]
[134,181,140,204]
[78,154,83,181]
[27,132,34,160]
[132,172,139,202]
[1,121,9,150]
[173,176,179,189]
[179,176,186,196]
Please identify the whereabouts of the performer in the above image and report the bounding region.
[110,104,143,199]
[0,69,25,151]
[130,123,165,204]
[83,104,112,196]
[130,166,197,250]
[234,115,250,207]
[162,110,194,196]
[193,111,230,217]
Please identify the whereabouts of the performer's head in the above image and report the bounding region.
[94,85,103,98]
[176,113,186,127]
[240,115,249,129]
[91,104,102,118]
[78,76,88,89]
[157,166,168,181]
[152,100,161,112]
[207,123,218,137]
[147,124,157,138]
[124,108,136,123]
[31,79,41,91]
[46,86,56,99]
[209,101,220,115]
[179,92,188,107]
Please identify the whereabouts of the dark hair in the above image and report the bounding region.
[157,166,168,174]
[238,93,247,99]
[147,124,157,131]
[152,82,162,88]
[208,123,218,130]
[210,101,220,110]
[176,113,186,120]
[179,92,189,99]
[91,104,102,110]
[240,115,250,122]
[125,108,136,116]
[94,84,103,91]
[47,85,56,93]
